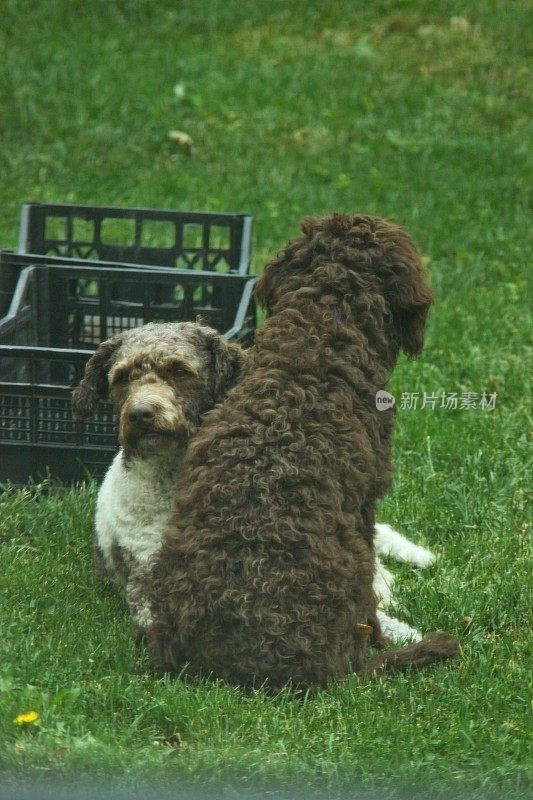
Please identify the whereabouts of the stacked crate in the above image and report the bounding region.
[0,204,255,485]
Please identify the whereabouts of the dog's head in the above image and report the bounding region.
[72,322,243,458]
[255,214,433,362]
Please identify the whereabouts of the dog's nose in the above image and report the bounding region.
[128,403,155,425]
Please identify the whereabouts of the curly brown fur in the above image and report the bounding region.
[146,214,457,688]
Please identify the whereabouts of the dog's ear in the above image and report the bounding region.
[72,336,122,419]
[385,263,433,359]
[390,282,433,358]
[207,335,245,403]
[377,223,434,359]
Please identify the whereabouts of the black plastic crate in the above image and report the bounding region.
[0,263,255,486]
[19,202,252,273]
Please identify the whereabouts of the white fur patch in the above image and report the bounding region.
[95,449,183,627]
[95,450,180,570]
[377,610,422,643]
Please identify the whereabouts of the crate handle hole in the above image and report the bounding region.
[209,225,230,250]
[45,216,67,242]
[182,223,203,249]
[73,217,95,243]
[141,220,176,248]
[100,217,136,246]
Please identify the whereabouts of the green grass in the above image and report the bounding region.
[0,0,531,797]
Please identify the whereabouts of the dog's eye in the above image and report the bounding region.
[157,358,195,380]
[112,370,130,386]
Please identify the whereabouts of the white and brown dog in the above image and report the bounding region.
[72,321,435,641]
[72,322,242,629]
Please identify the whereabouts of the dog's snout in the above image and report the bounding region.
[128,403,156,425]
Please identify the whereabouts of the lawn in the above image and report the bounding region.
[0,1,531,797]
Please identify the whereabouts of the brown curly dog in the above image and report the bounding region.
[146,214,459,689]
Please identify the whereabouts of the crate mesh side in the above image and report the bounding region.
[59,272,229,347]
[81,404,117,446]
[36,397,78,443]
[69,314,146,347]
[0,395,31,441]
[0,394,118,447]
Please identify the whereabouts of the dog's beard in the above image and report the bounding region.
[120,418,195,458]
[131,428,186,456]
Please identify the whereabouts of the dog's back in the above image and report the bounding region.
[148,332,377,685]
[147,214,459,687]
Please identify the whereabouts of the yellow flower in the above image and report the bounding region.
[13,710,39,725]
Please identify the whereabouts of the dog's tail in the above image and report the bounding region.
[363,632,460,677]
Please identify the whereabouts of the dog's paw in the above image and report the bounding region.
[408,544,436,568]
